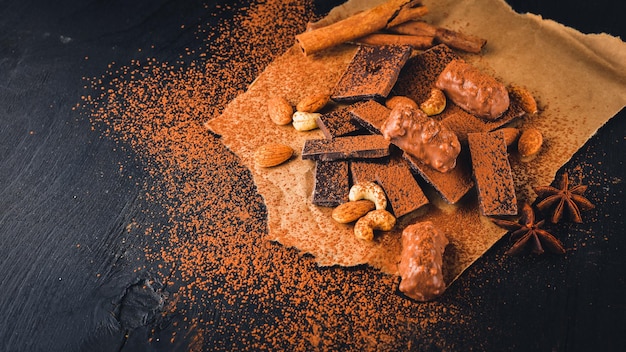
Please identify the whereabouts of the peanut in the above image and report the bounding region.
[292,111,320,131]
[419,88,447,116]
[354,209,396,241]
[348,181,387,210]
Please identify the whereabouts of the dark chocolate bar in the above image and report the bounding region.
[302,135,390,161]
[467,130,518,216]
[316,106,364,139]
[403,150,474,204]
[349,100,390,134]
[351,155,429,218]
[331,45,412,103]
[312,160,350,207]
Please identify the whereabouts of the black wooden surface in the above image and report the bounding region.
[1,0,624,351]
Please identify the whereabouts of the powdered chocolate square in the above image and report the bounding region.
[467,130,518,216]
[312,160,350,207]
[332,45,412,103]
[316,106,364,139]
[349,100,390,134]
[302,135,390,161]
[351,155,429,218]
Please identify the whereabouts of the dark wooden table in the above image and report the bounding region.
[1,0,624,351]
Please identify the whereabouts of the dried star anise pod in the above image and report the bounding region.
[533,172,595,223]
[492,203,566,255]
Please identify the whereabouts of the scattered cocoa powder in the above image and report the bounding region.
[80,0,481,350]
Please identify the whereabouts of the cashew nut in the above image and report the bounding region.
[348,181,387,210]
[419,88,446,116]
[354,209,396,241]
[292,111,320,131]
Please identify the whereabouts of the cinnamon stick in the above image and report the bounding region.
[354,33,434,49]
[389,21,487,53]
[296,0,427,56]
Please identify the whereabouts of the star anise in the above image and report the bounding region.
[492,203,566,255]
[533,172,595,223]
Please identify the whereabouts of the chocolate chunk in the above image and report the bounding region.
[349,99,391,134]
[439,102,526,142]
[302,135,390,161]
[351,155,429,218]
[312,160,350,207]
[332,45,412,103]
[403,150,474,204]
[467,130,518,216]
[316,106,364,139]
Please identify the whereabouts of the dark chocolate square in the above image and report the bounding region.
[331,44,412,103]
[316,106,364,139]
[312,160,350,207]
[301,135,390,161]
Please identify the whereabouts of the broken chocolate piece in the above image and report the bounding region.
[403,150,473,204]
[316,106,364,139]
[435,59,510,120]
[349,99,390,134]
[302,135,390,161]
[467,130,518,216]
[332,45,412,103]
[398,221,448,302]
[311,160,350,207]
[381,105,461,173]
[351,155,429,218]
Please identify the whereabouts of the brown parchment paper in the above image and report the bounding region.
[206,0,626,283]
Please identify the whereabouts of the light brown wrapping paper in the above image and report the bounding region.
[206,0,626,284]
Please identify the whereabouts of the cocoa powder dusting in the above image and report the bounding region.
[81,0,477,350]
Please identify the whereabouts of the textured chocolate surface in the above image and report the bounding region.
[312,160,350,207]
[351,155,429,218]
[316,106,364,139]
[349,99,390,134]
[467,130,518,216]
[331,44,412,103]
[403,150,474,204]
[302,135,390,161]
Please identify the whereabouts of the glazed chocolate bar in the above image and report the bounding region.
[331,44,412,103]
[403,150,474,204]
[316,106,364,139]
[351,155,429,218]
[312,160,350,207]
[301,135,390,161]
[349,99,391,134]
[467,130,518,216]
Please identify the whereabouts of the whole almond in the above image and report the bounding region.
[499,127,520,146]
[296,94,330,113]
[254,143,294,167]
[385,95,418,110]
[267,96,293,125]
[508,85,538,115]
[517,128,543,158]
[331,200,376,224]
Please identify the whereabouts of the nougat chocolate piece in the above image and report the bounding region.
[316,106,364,139]
[312,160,350,207]
[349,99,390,134]
[332,45,412,103]
[302,135,390,161]
[467,130,518,216]
[351,155,428,218]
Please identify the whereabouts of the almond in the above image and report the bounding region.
[267,96,293,125]
[517,128,543,158]
[296,93,330,113]
[331,200,376,224]
[254,143,293,167]
[499,127,520,147]
[508,85,538,115]
[385,95,418,110]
